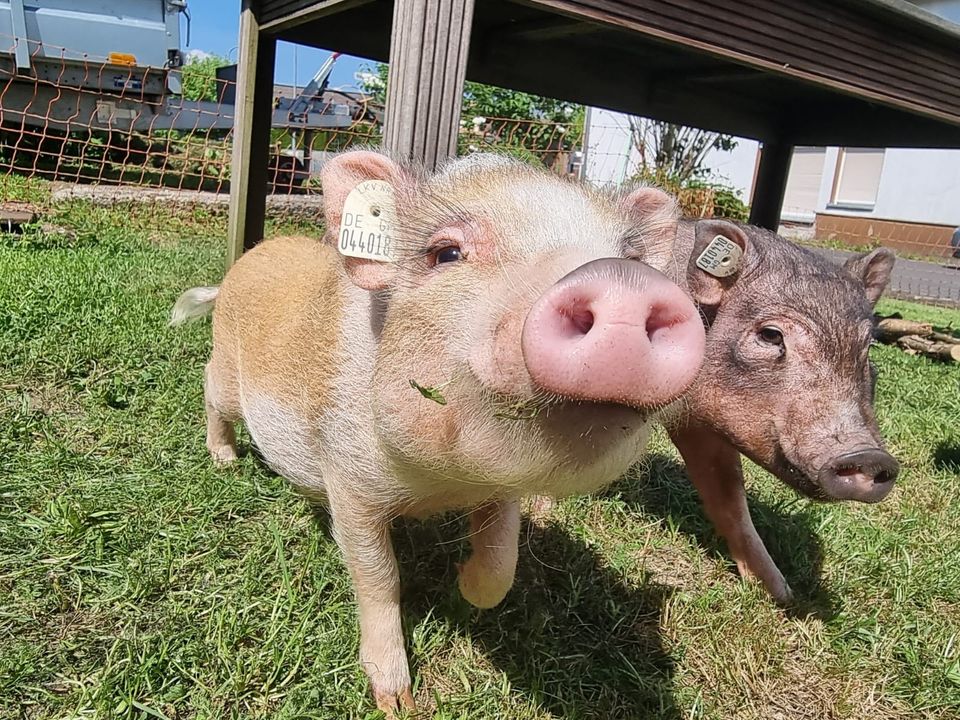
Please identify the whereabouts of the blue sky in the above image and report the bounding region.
[186,0,372,91]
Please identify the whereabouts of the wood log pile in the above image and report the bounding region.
[875,315,960,362]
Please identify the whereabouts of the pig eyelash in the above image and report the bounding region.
[420,243,468,268]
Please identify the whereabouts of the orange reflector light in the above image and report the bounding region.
[108,52,137,66]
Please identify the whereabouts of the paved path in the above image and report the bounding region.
[812,247,960,308]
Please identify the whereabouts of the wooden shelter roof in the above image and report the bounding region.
[261,0,960,147]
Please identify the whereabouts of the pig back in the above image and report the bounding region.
[212,236,346,427]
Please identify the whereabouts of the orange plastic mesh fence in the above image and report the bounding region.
[0,37,582,197]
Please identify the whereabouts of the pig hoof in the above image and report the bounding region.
[457,560,512,609]
[209,445,238,467]
[773,582,795,606]
[374,686,416,718]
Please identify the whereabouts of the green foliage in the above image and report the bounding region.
[0,173,51,204]
[685,179,750,222]
[358,63,584,160]
[460,81,582,125]
[179,54,231,102]
[632,167,750,221]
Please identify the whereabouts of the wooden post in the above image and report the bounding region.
[383,0,475,170]
[226,0,276,269]
[748,137,794,231]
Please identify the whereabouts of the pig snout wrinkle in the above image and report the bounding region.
[520,258,705,409]
[818,448,899,503]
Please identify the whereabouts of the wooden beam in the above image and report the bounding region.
[486,16,600,43]
[383,0,475,170]
[525,0,960,127]
[748,137,793,230]
[260,0,371,33]
[226,1,277,269]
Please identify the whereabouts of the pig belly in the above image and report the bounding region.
[241,389,327,497]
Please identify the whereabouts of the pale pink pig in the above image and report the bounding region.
[172,150,705,713]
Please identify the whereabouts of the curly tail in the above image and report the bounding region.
[170,286,219,326]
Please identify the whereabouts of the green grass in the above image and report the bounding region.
[2,176,959,719]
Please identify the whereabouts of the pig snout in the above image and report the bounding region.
[817,448,899,503]
[521,258,705,409]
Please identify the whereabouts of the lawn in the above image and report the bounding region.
[2,175,959,720]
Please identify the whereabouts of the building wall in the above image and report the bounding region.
[814,147,960,227]
[583,106,960,258]
[815,214,956,257]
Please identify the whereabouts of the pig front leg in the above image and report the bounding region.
[329,497,415,715]
[668,424,794,604]
[457,501,521,609]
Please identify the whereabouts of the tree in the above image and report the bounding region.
[358,62,582,123]
[356,63,584,165]
[627,117,737,183]
[179,54,231,103]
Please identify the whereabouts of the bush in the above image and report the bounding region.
[631,169,749,222]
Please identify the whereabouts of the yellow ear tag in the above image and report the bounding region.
[695,234,742,278]
[337,180,396,262]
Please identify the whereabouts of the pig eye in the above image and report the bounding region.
[758,326,784,346]
[434,246,463,264]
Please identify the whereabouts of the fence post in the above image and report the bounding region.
[383,0,475,170]
[226,0,276,270]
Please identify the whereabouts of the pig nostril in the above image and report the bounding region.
[555,299,595,338]
[570,308,594,335]
[645,302,683,343]
[874,469,893,484]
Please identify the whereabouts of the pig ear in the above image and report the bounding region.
[687,219,749,306]
[620,187,679,269]
[844,247,895,307]
[321,150,406,291]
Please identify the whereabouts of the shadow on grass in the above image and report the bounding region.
[255,437,825,711]
[933,440,960,472]
[396,518,679,719]
[611,453,839,621]
[252,430,678,715]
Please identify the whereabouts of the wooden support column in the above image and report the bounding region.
[226,0,276,269]
[748,137,794,231]
[383,0,475,170]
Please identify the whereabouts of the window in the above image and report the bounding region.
[831,148,885,208]
[782,146,826,221]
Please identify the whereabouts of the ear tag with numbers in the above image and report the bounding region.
[337,180,397,262]
[695,234,742,278]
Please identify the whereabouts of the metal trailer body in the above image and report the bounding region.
[0,0,185,72]
[0,0,355,136]
[0,0,186,132]
[0,0,354,188]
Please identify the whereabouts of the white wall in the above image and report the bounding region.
[816,147,960,227]
[584,108,960,229]
[582,109,637,188]
[583,108,758,200]
[706,139,759,200]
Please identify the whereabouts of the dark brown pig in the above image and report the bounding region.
[660,218,897,603]
[172,150,706,714]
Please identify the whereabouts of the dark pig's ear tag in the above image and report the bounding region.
[695,234,743,278]
[337,180,397,263]
[689,220,749,306]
